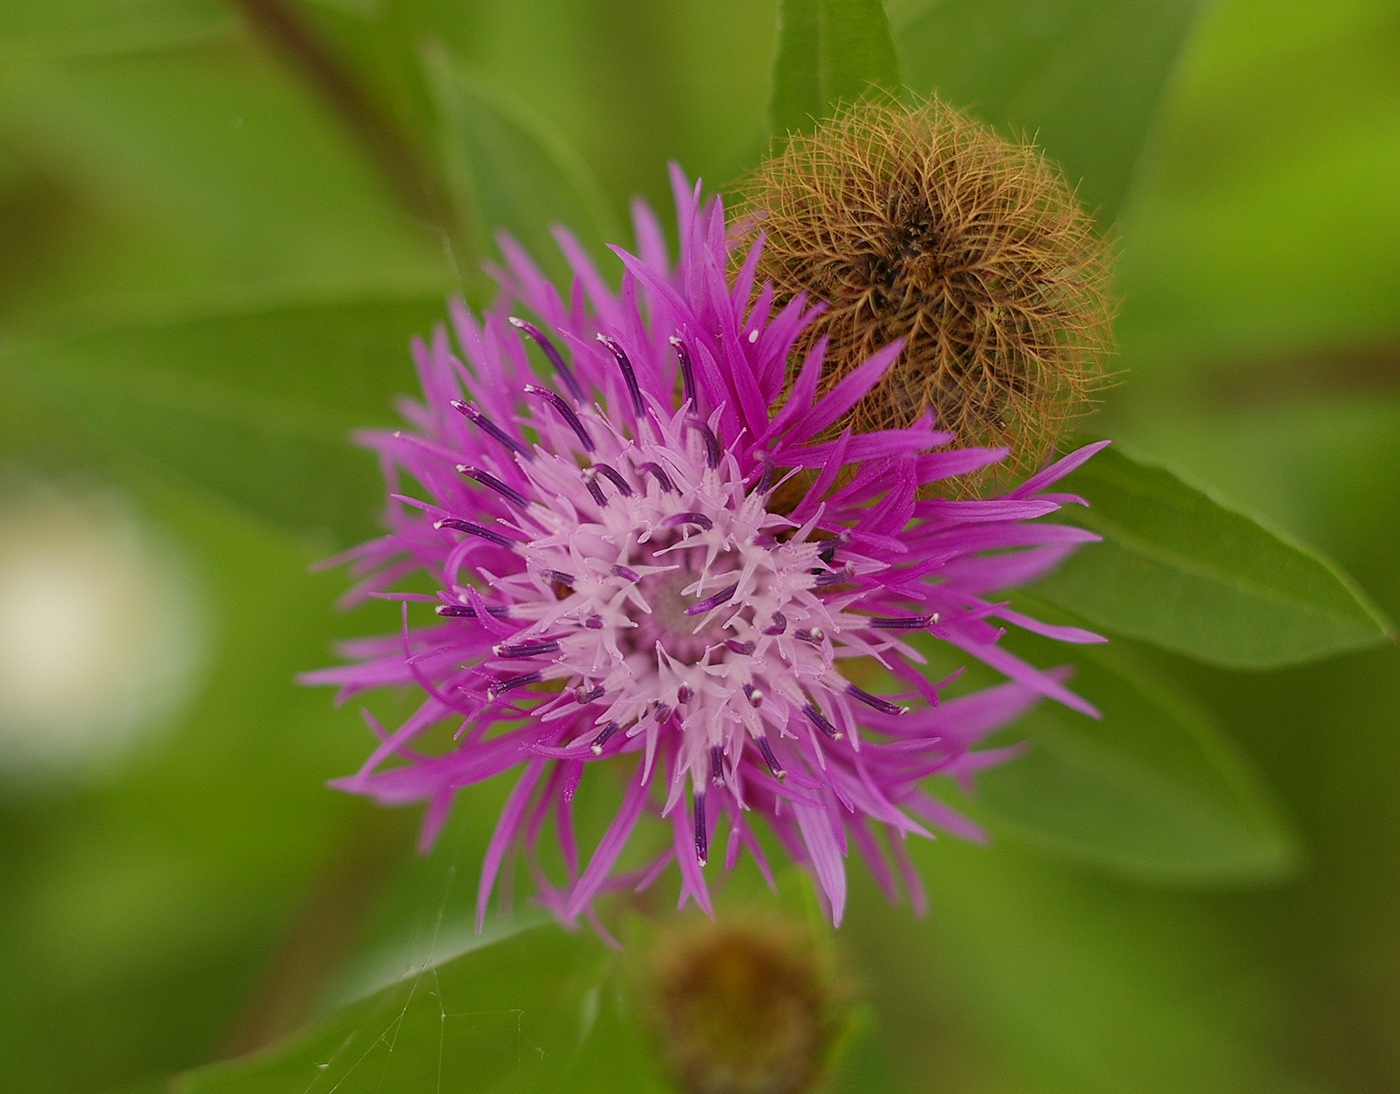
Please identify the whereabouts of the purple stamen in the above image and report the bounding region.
[434,518,516,549]
[592,462,633,497]
[710,745,724,784]
[545,570,576,588]
[575,683,605,704]
[753,455,775,496]
[814,567,852,587]
[795,627,825,644]
[818,538,841,565]
[590,720,620,754]
[743,683,763,707]
[509,317,584,402]
[669,335,696,408]
[583,472,607,506]
[435,603,511,619]
[596,334,645,416]
[846,683,910,716]
[450,400,531,460]
[612,563,641,583]
[756,737,785,779]
[662,511,714,532]
[803,702,841,740]
[653,703,674,724]
[638,461,674,493]
[676,684,693,704]
[693,792,708,866]
[725,638,756,655]
[584,614,604,629]
[524,384,594,451]
[457,465,529,509]
[868,615,935,630]
[489,670,542,698]
[762,612,788,636]
[685,581,739,616]
[691,420,721,469]
[493,639,560,658]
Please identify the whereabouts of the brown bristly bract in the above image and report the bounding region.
[733,97,1115,492]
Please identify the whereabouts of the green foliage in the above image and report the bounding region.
[1031,445,1394,668]
[0,0,229,61]
[0,296,444,545]
[894,0,1207,223]
[980,616,1299,883]
[769,0,902,135]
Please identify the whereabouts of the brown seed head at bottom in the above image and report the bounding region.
[732,96,1115,493]
[648,918,844,1094]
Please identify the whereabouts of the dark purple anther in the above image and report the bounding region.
[434,518,515,549]
[754,455,775,496]
[710,745,724,784]
[762,612,788,636]
[685,581,739,616]
[509,316,584,402]
[693,420,721,469]
[575,683,605,704]
[794,627,825,644]
[818,538,840,565]
[612,563,641,583]
[743,683,762,707]
[693,792,708,866]
[458,465,529,509]
[590,720,620,754]
[584,614,604,629]
[638,462,674,493]
[676,684,693,704]
[846,683,910,716]
[803,702,841,740]
[725,639,756,656]
[868,615,934,630]
[669,335,696,408]
[524,384,594,451]
[545,570,576,588]
[653,703,673,725]
[450,400,531,460]
[592,462,633,497]
[489,670,542,698]
[583,473,607,506]
[596,334,645,416]
[757,737,785,779]
[435,603,511,619]
[493,638,561,658]
[814,567,851,587]
[662,511,714,532]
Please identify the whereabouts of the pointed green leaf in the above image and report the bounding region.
[426,47,620,281]
[894,0,1207,222]
[971,617,1301,885]
[1031,445,1394,668]
[0,295,445,546]
[171,925,668,1094]
[770,0,903,135]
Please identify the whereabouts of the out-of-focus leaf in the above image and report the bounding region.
[769,0,902,135]
[1030,445,1393,667]
[171,925,667,1094]
[0,295,444,545]
[0,0,229,60]
[894,0,1206,222]
[426,46,619,279]
[972,615,1300,885]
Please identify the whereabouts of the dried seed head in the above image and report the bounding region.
[734,97,1114,489]
[648,918,844,1094]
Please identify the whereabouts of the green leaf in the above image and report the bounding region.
[426,46,620,282]
[770,0,903,135]
[0,295,445,545]
[1031,445,1394,668]
[0,0,229,60]
[893,0,1207,222]
[973,617,1301,885]
[171,925,668,1094]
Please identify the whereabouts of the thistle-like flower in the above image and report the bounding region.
[304,168,1106,929]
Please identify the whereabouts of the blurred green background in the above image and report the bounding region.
[0,1,1397,1091]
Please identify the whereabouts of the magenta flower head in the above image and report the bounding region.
[304,166,1108,930]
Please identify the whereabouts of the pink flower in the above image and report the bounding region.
[304,169,1106,930]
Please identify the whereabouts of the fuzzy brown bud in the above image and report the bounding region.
[734,97,1114,489]
[647,918,844,1094]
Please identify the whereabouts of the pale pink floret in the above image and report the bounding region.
[303,168,1106,929]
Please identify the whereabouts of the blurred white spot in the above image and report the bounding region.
[0,486,204,779]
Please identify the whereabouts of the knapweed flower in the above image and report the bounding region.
[304,168,1106,930]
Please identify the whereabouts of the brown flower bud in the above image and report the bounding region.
[734,97,1114,490]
